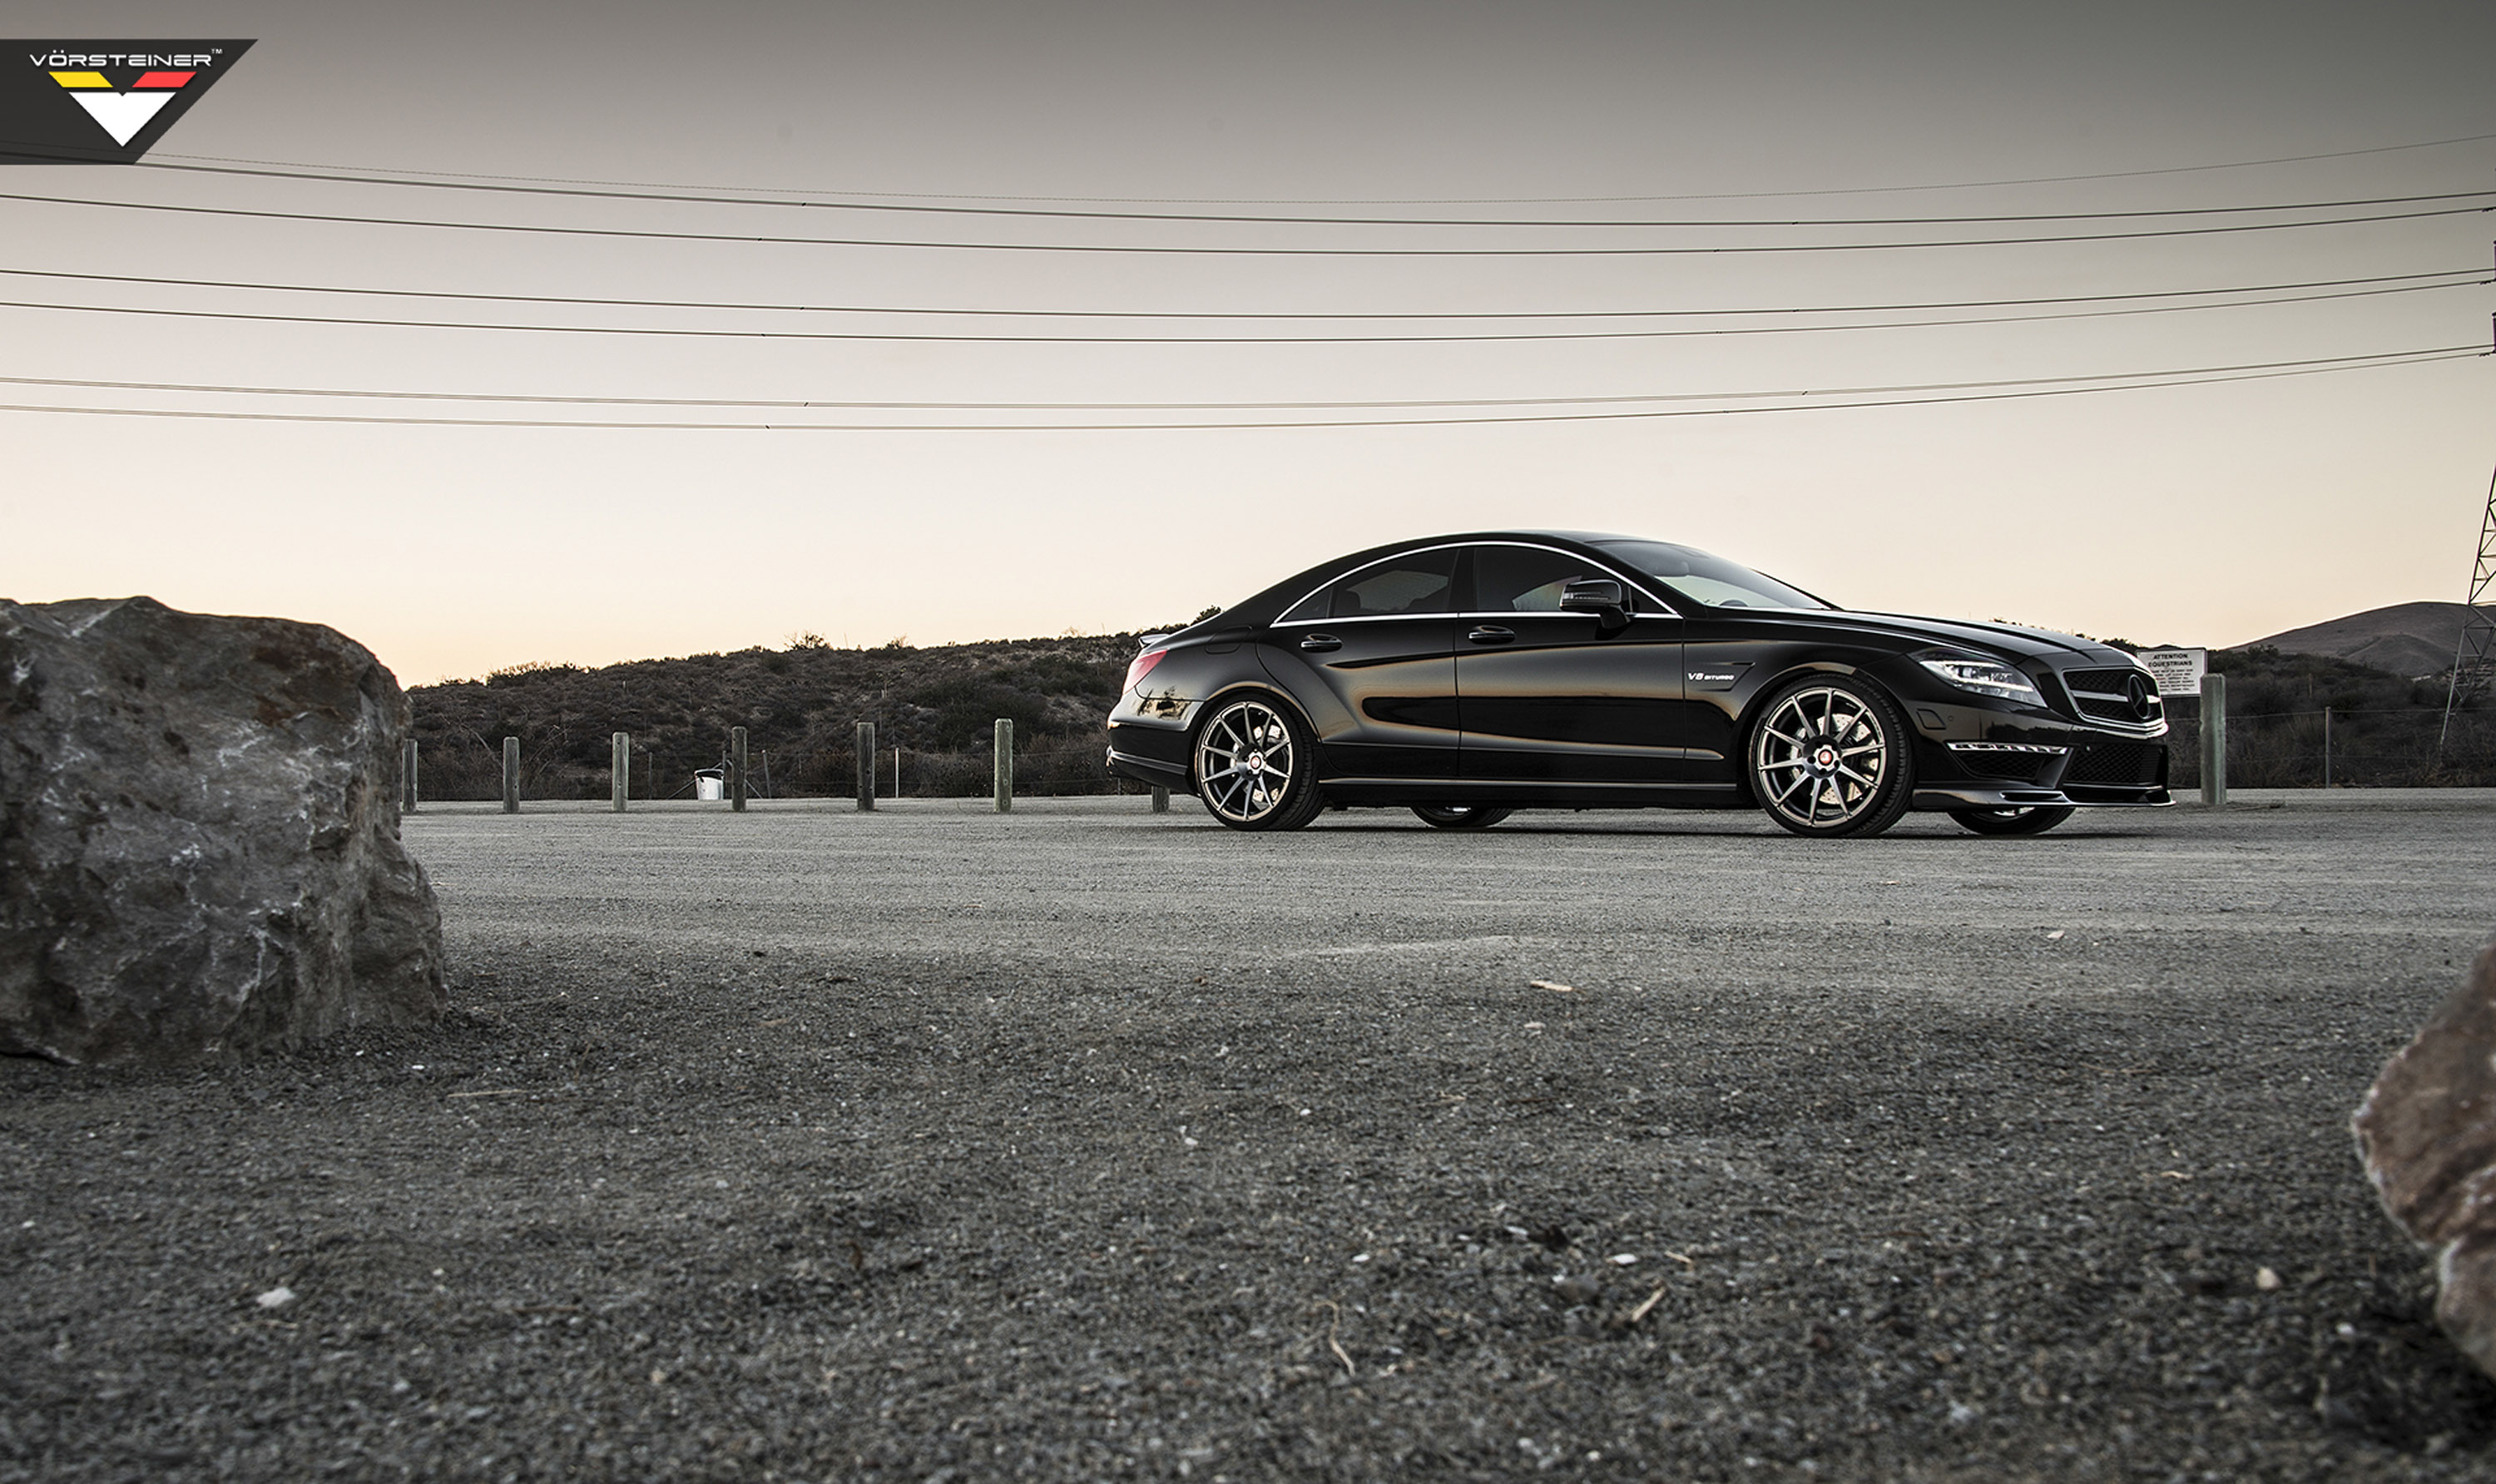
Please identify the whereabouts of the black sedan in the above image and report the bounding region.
[1104,531,2171,837]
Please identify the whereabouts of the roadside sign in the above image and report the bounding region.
[2137,647,2207,697]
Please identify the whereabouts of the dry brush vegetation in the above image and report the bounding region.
[407,633,1153,801]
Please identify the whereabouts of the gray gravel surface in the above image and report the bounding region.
[7,793,2496,1482]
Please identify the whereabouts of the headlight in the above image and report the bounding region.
[1918,656,2042,704]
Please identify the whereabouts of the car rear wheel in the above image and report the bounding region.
[1411,804,1513,829]
[1748,676,1914,838]
[1949,805,2074,836]
[1193,695,1325,831]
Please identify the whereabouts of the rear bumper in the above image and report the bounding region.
[1106,744,1190,789]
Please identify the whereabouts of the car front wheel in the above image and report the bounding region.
[1748,676,1915,838]
[1193,695,1325,831]
[1411,804,1513,829]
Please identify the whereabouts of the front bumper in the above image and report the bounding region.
[1909,713,2171,811]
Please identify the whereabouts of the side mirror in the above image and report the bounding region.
[1559,578,1630,631]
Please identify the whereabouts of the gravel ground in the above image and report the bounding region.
[6,791,2496,1482]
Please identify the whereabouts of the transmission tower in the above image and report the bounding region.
[2440,464,2496,752]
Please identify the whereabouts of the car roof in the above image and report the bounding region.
[1206,531,1668,631]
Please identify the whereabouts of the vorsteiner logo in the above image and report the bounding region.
[1,39,252,163]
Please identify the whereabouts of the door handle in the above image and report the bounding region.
[1298,633,1342,652]
[1467,626,1515,645]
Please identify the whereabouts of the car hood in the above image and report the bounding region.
[1779,610,2130,665]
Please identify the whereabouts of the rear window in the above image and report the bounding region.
[1279,549,1456,622]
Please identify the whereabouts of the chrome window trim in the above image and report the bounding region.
[1270,540,1681,626]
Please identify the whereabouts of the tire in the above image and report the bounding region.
[1192,695,1326,831]
[1949,805,2075,836]
[1747,675,1916,838]
[1411,804,1513,830]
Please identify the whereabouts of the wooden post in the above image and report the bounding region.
[993,719,1013,812]
[855,722,876,811]
[611,732,629,812]
[2198,674,2226,806]
[730,726,750,812]
[2323,705,2333,789]
[1151,785,1170,814]
[501,736,520,814]
[401,737,419,814]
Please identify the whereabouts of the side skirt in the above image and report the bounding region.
[1319,777,1751,809]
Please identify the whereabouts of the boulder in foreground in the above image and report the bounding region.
[2355,942,2496,1379]
[0,596,444,1063]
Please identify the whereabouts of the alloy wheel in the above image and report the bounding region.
[1195,699,1300,826]
[1752,684,1893,832]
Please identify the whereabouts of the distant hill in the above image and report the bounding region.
[2238,601,2474,677]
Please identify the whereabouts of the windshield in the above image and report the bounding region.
[1595,540,1833,612]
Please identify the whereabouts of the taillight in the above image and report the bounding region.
[1122,648,1167,695]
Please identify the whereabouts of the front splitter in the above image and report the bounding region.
[1912,786,2172,811]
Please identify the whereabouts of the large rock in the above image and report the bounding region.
[2354,942,2496,1378]
[0,596,444,1063]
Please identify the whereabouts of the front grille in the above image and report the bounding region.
[2061,666,2163,726]
[2065,740,2167,787]
[2063,667,2138,691]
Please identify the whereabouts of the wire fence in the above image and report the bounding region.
[409,705,2496,802]
[409,734,1147,802]
[2165,704,2496,789]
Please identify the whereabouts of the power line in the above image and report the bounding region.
[2,346,2477,428]
[0,263,2474,322]
[115,161,2496,230]
[2,190,2485,257]
[0,278,2479,345]
[148,129,2496,206]
[6,351,2475,431]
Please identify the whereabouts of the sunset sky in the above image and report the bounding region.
[3,0,2491,684]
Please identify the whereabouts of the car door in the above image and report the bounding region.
[1455,542,1691,784]
[1259,546,1460,781]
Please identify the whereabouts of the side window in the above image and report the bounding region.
[1471,545,1624,614]
[1280,549,1456,621]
